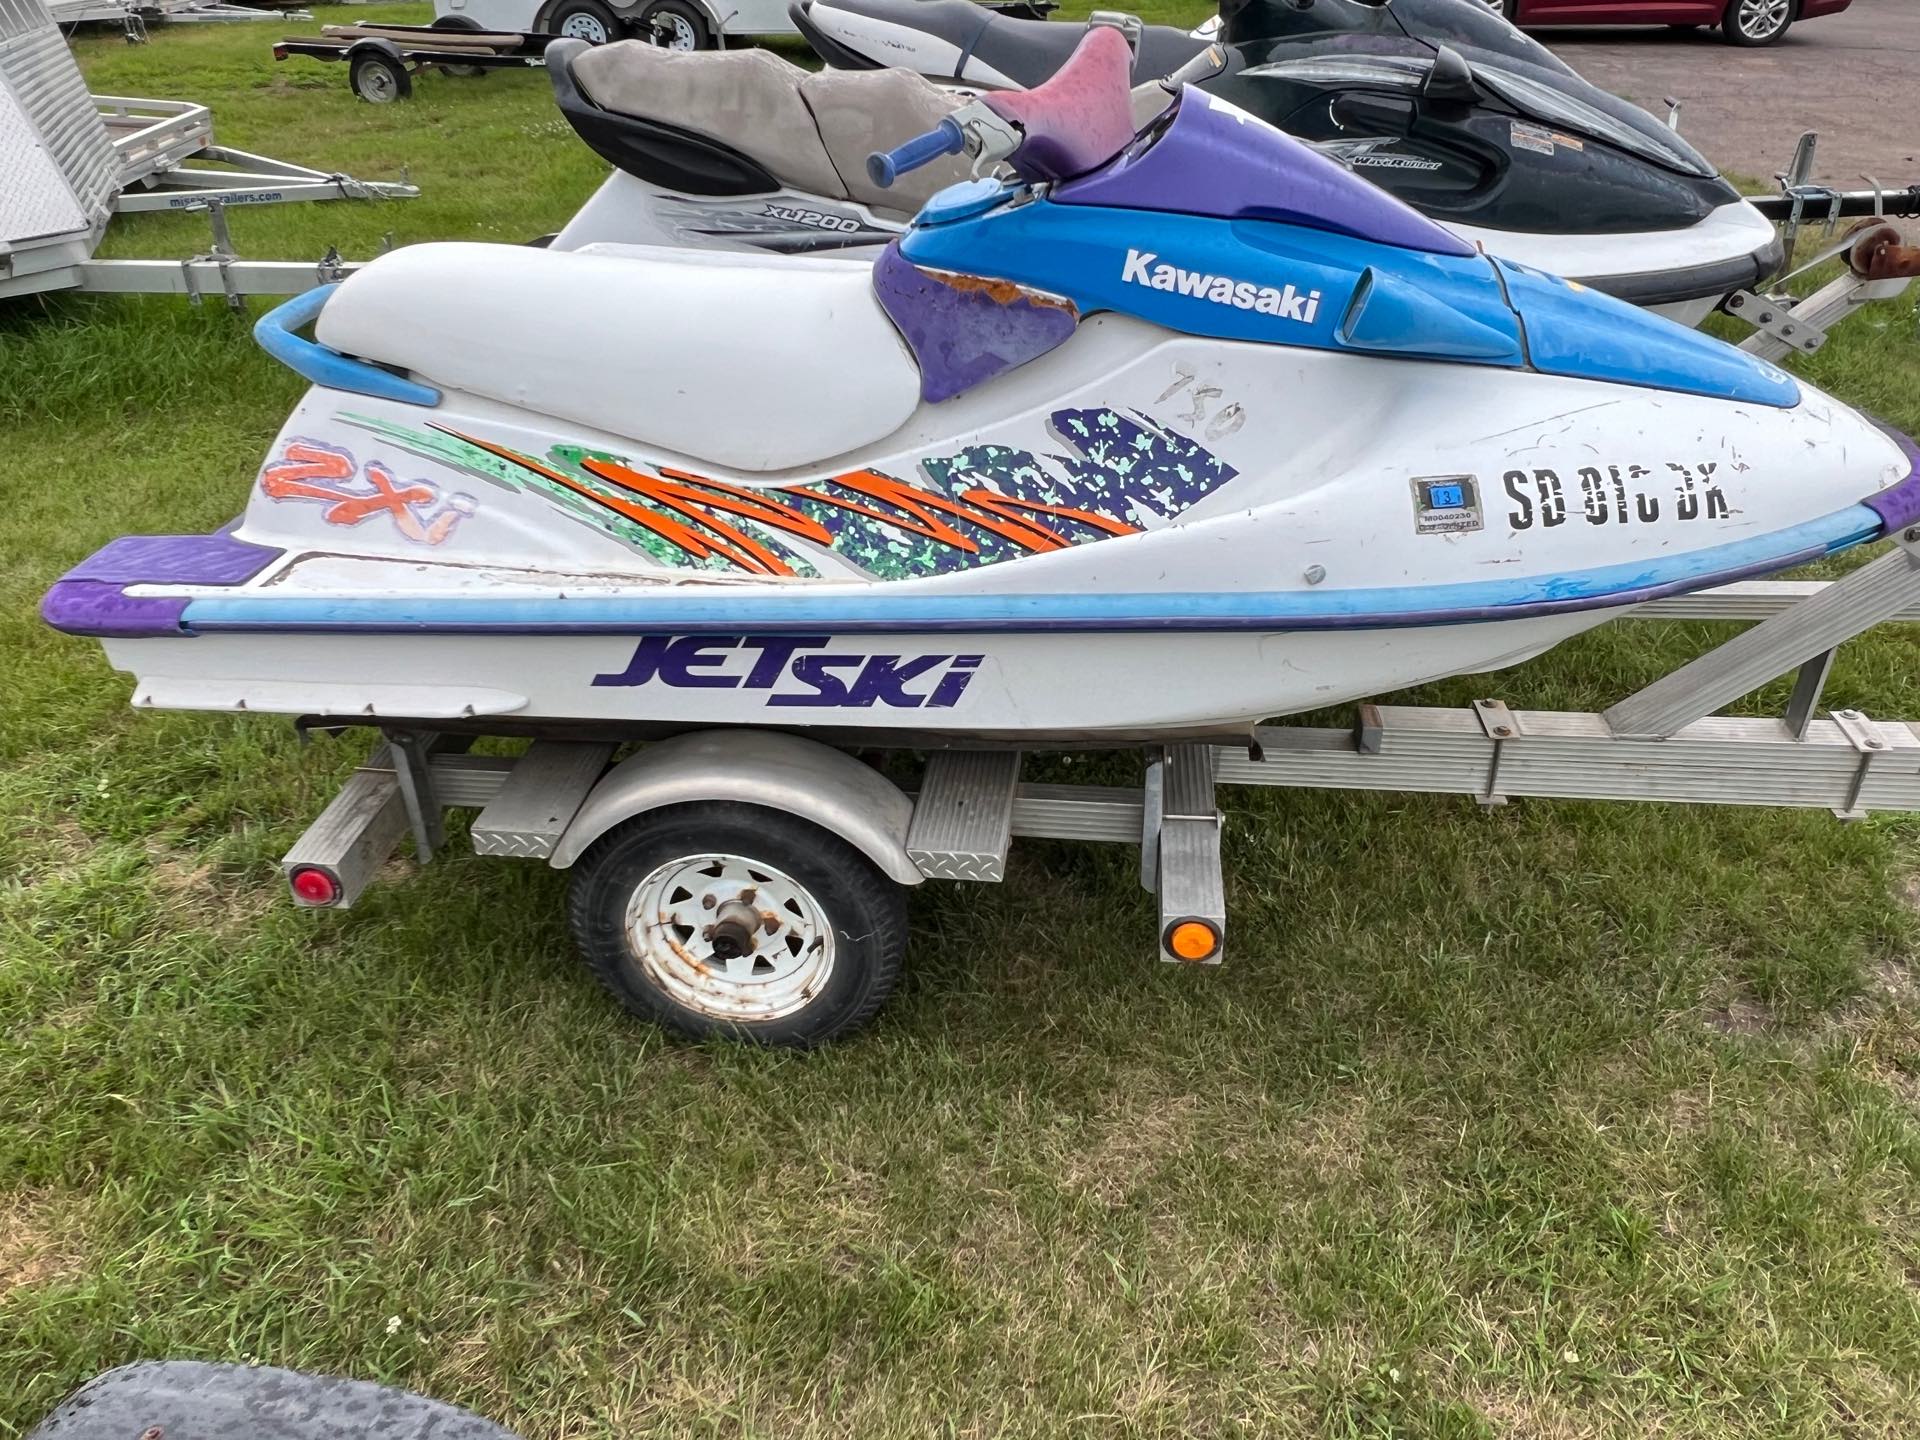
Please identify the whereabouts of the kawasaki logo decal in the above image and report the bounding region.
[1121,248,1322,324]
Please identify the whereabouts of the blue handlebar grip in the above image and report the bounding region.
[867,118,966,189]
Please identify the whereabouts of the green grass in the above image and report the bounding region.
[6,9,1920,1436]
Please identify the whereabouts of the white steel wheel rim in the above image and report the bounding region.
[1736,0,1788,37]
[624,854,835,1022]
[360,65,397,100]
[654,12,698,48]
[562,10,609,40]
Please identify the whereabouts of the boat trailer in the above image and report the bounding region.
[1720,132,1920,364]
[279,541,1920,978]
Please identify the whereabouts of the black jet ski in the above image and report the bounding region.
[789,0,1783,323]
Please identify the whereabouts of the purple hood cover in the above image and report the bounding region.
[1053,88,1474,258]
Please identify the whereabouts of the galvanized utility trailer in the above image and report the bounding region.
[272,22,560,103]
[274,548,1920,1047]
[2,0,414,304]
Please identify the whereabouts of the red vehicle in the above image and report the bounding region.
[1500,0,1851,47]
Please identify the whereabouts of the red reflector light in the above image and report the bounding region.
[289,866,341,906]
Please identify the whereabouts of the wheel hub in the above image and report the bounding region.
[625,854,834,1021]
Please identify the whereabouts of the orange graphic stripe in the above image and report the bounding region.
[440,428,786,575]
[581,457,795,576]
[960,490,1140,538]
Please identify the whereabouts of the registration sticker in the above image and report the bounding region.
[1511,121,1558,156]
[1412,474,1483,535]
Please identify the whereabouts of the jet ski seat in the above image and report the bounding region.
[552,38,974,214]
[314,242,923,474]
[793,0,1207,90]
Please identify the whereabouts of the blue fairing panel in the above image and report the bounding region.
[901,198,1528,368]
[901,186,1801,407]
[1497,261,1800,409]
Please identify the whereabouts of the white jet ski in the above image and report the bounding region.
[44,27,1917,748]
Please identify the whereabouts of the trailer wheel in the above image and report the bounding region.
[568,802,908,1046]
[350,51,412,102]
[636,0,709,50]
[547,0,621,44]
[429,13,488,76]
[1722,0,1792,44]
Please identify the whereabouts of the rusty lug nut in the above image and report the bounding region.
[739,888,756,905]
[701,894,716,909]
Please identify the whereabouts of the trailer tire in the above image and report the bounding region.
[568,802,908,1046]
[636,0,709,50]
[546,0,621,44]
[429,13,488,76]
[349,50,412,103]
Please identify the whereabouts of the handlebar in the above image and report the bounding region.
[1160,42,1226,93]
[867,118,967,190]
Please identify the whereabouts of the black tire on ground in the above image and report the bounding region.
[348,50,412,103]
[429,12,488,74]
[1722,0,1793,45]
[636,0,710,50]
[544,0,622,44]
[568,802,909,1046]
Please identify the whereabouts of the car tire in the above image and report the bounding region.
[544,0,621,45]
[636,0,710,49]
[568,802,909,1046]
[348,50,412,103]
[1722,0,1793,45]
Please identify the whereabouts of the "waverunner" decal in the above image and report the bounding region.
[1120,249,1322,324]
[329,407,1238,582]
[592,635,982,710]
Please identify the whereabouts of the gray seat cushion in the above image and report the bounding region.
[570,40,976,215]
[572,41,849,200]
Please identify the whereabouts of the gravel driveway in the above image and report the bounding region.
[1534,0,1915,201]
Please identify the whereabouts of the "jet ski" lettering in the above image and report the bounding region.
[1121,249,1322,324]
[592,635,983,709]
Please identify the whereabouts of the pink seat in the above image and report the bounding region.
[981,25,1137,183]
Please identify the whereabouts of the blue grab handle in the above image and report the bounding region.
[867,118,966,189]
[253,284,441,408]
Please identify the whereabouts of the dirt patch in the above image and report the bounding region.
[143,840,277,935]
[1701,992,1773,1037]
[0,1191,79,1298]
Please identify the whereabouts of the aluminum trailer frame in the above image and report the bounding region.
[277,536,1920,985]
[4,0,414,303]
[48,0,309,32]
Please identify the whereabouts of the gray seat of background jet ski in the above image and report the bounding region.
[569,40,973,213]
[802,0,1207,89]
[314,242,921,474]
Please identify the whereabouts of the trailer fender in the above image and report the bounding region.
[548,728,922,884]
[346,35,407,61]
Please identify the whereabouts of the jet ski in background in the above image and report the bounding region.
[787,0,1783,324]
